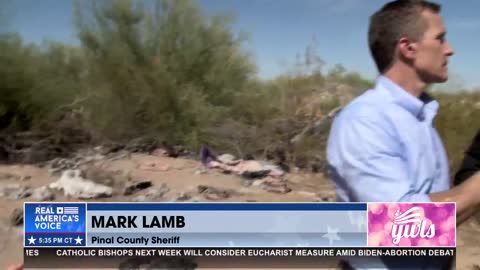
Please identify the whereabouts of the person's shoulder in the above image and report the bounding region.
[337,89,393,122]
[329,88,417,146]
[336,88,415,126]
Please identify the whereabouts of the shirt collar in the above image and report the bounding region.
[376,75,439,122]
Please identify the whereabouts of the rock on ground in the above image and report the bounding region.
[133,183,170,202]
[123,180,153,196]
[9,208,23,226]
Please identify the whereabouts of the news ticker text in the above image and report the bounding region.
[24,247,455,268]
[26,247,455,257]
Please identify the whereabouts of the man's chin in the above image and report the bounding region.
[428,73,449,83]
[436,76,448,83]
[419,70,448,84]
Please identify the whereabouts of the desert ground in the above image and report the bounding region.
[0,149,479,269]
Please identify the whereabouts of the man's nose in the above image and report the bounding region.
[445,42,454,56]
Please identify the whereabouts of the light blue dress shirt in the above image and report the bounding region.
[327,76,450,203]
[326,76,452,269]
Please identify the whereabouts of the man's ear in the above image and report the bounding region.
[398,37,416,59]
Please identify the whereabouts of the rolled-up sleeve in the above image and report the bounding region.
[327,113,431,203]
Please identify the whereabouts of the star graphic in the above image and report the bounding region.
[322,226,341,245]
[74,236,83,245]
[28,236,36,245]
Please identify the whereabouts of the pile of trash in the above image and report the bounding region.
[199,146,291,194]
[1,143,304,230]
[49,169,113,199]
[200,146,285,179]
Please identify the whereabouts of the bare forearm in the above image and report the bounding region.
[429,172,480,225]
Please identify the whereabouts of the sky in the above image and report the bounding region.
[3,0,480,90]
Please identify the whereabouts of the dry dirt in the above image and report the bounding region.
[0,153,478,269]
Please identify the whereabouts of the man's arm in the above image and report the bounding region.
[431,171,480,224]
[454,130,480,186]
[327,114,480,225]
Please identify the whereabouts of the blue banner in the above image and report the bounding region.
[86,202,366,211]
[24,202,368,248]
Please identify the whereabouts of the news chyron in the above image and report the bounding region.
[23,202,456,269]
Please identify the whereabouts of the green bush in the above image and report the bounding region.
[73,0,255,147]
[0,34,84,131]
[434,91,480,177]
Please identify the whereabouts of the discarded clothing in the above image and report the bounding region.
[200,145,217,168]
[49,170,113,199]
[200,146,285,179]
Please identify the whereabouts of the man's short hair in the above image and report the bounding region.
[368,0,441,73]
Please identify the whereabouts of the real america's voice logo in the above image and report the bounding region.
[33,206,80,229]
[24,203,87,247]
[367,203,455,247]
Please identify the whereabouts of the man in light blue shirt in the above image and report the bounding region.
[328,75,450,203]
[327,0,480,269]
